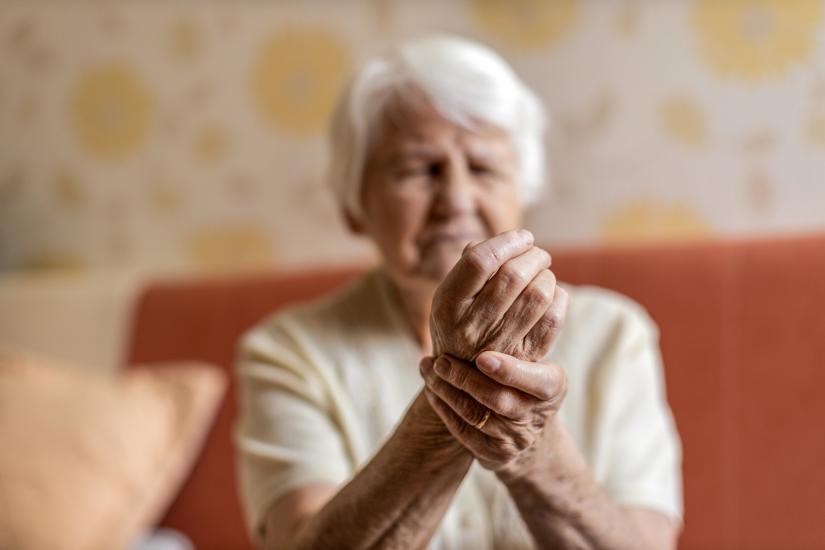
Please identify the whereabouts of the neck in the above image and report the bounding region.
[391,278,436,355]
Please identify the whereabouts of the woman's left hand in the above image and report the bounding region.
[419,351,568,479]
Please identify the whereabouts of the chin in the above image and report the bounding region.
[417,246,464,282]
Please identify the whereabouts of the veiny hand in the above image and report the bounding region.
[429,229,568,363]
[419,351,568,478]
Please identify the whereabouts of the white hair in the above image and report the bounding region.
[328,34,548,223]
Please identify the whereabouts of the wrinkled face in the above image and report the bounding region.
[357,94,523,293]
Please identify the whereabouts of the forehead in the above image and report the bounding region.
[369,91,513,156]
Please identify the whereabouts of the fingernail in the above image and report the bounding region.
[478,354,500,372]
[435,356,449,372]
[518,229,533,244]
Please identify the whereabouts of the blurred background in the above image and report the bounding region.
[4,0,825,371]
[2,2,825,549]
[4,0,825,273]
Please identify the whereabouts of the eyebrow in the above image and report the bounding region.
[372,133,513,171]
[379,146,443,167]
[390,140,505,158]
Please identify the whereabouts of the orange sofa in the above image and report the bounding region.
[126,234,825,550]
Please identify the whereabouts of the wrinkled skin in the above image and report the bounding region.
[429,229,568,363]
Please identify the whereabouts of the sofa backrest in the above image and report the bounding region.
[126,234,825,550]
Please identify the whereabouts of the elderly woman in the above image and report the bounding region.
[236,36,682,549]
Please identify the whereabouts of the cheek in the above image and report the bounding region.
[479,182,523,232]
[364,187,430,263]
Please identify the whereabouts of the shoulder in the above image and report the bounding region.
[237,270,384,370]
[552,284,660,370]
[563,283,658,342]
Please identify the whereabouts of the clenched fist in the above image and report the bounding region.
[429,229,568,363]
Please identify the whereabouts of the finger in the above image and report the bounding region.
[462,239,482,255]
[424,388,498,461]
[476,351,567,403]
[441,229,534,299]
[496,268,557,342]
[523,285,569,357]
[422,357,494,429]
[432,355,529,420]
[468,247,552,325]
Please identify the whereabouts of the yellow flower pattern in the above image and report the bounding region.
[660,95,707,146]
[53,170,84,207]
[70,62,153,158]
[22,252,85,271]
[170,18,202,61]
[693,0,823,79]
[188,225,277,271]
[807,113,825,145]
[252,27,349,135]
[471,0,580,50]
[4,3,825,272]
[148,181,182,214]
[194,125,229,161]
[601,201,711,244]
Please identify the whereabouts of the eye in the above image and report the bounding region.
[469,162,496,177]
[428,163,444,178]
[397,162,442,180]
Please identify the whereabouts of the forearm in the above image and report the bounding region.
[278,392,473,550]
[500,419,651,550]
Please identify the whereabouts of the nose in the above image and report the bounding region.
[431,156,475,219]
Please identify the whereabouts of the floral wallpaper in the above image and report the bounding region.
[2,0,825,272]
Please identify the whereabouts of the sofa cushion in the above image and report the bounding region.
[126,234,825,549]
[0,347,225,550]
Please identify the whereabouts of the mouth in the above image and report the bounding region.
[418,232,482,250]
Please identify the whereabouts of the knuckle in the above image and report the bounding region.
[465,248,495,274]
[498,264,529,288]
[491,392,516,416]
[525,283,552,308]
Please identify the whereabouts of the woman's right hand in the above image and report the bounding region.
[429,229,568,363]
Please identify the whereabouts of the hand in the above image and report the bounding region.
[419,351,568,479]
[429,229,568,362]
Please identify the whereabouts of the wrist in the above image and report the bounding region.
[496,415,565,486]
[399,391,470,465]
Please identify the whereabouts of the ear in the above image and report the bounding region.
[344,209,365,235]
